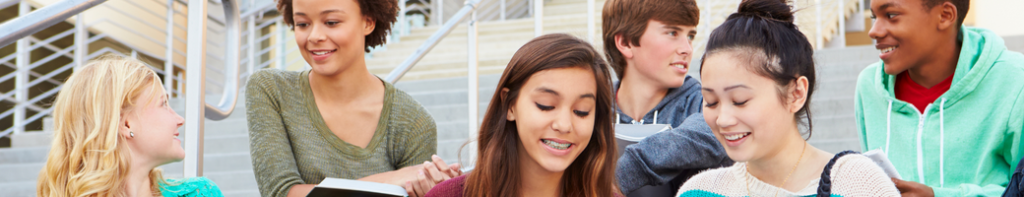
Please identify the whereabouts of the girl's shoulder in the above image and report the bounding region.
[827,154,901,196]
[676,164,743,197]
[159,177,225,197]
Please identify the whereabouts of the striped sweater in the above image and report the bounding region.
[677,154,899,197]
[245,69,437,197]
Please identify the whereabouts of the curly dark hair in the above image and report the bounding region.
[276,0,398,52]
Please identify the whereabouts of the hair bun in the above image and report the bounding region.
[737,0,794,23]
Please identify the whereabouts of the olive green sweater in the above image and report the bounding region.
[245,69,437,197]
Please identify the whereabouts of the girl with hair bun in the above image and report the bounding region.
[676,0,899,196]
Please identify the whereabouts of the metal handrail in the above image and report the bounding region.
[203,0,242,121]
[0,0,109,47]
[384,0,482,83]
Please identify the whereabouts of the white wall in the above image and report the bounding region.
[973,0,1024,36]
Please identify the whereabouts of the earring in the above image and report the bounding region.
[129,131,134,138]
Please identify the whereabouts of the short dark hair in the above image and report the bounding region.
[602,0,700,79]
[700,0,817,139]
[922,0,969,28]
[276,0,398,52]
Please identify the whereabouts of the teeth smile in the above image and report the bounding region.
[542,139,571,150]
[880,46,897,54]
[671,64,686,69]
[724,133,749,141]
[312,50,334,55]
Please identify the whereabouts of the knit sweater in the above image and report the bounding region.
[677,154,899,197]
[245,69,437,197]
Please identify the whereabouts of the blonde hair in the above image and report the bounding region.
[38,54,168,197]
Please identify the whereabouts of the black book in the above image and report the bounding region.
[306,178,407,197]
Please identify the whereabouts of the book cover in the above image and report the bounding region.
[306,177,407,197]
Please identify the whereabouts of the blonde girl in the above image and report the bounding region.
[37,55,222,197]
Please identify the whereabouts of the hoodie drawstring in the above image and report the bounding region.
[886,100,893,154]
[886,99,947,186]
[653,110,658,124]
[939,98,946,187]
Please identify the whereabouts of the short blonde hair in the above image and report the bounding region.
[37,54,167,197]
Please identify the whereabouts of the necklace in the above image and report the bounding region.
[745,142,807,197]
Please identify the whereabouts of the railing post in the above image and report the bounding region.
[276,18,286,69]
[248,14,256,76]
[14,2,30,135]
[500,0,506,21]
[704,0,710,38]
[838,0,845,48]
[75,13,86,71]
[815,0,823,49]
[467,5,479,168]
[534,0,542,37]
[587,0,594,42]
[398,0,406,41]
[184,0,208,178]
[436,0,444,26]
[165,0,176,97]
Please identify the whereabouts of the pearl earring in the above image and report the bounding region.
[129,131,134,138]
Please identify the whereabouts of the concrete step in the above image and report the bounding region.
[0,146,49,164]
[0,181,36,197]
[0,163,43,183]
[204,170,258,192]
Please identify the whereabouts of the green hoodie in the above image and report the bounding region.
[855,26,1024,196]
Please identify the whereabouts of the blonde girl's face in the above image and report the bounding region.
[124,84,185,165]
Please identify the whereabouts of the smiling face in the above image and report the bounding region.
[124,84,185,165]
[868,0,948,75]
[292,0,374,75]
[507,67,598,173]
[620,20,697,88]
[700,51,804,162]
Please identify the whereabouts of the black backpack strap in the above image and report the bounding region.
[817,150,859,197]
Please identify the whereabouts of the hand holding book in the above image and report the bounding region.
[404,155,463,197]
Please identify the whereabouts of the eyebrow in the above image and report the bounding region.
[876,2,898,11]
[294,9,344,16]
[663,25,683,31]
[702,85,751,92]
[535,87,596,99]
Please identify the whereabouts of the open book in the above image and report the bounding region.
[614,124,672,156]
[863,149,902,179]
[306,178,407,197]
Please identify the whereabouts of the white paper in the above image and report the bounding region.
[863,149,902,179]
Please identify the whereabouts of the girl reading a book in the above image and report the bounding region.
[247,0,460,196]
[37,55,223,197]
[424,33,621,197]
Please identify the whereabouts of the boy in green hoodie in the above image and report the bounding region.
[855,0,1024,196]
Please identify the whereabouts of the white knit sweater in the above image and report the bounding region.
[676,154,900,197]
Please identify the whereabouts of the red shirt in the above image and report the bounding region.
[894,72,954,113]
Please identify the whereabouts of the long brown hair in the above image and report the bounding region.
[464,33,619,197]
